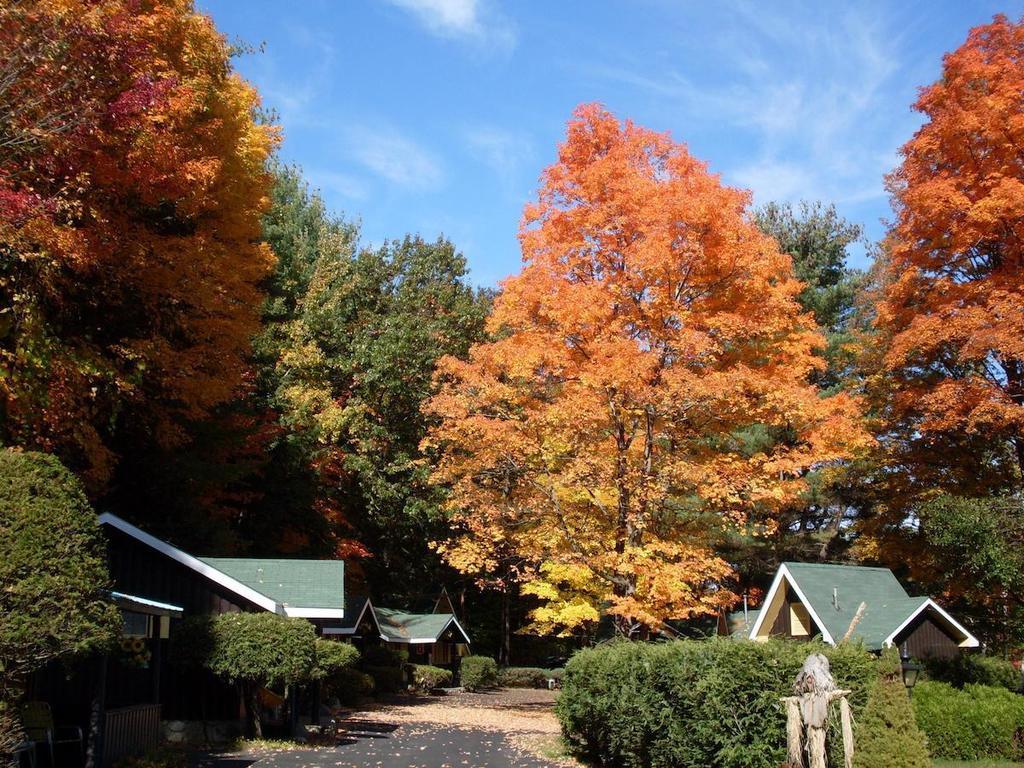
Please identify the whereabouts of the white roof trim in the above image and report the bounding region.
[284,606,346,619]
[883,598,980,649]
[380,614,472,645]
[99,513,281,614]
[747,564,836,645]
[110,591,184,617]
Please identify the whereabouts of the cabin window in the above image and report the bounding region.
[122,611,150,638]
[790,603,811,636]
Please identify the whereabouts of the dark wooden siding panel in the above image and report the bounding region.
[895,613,960,659]
[105,527,257,615]
[770,589,794,636]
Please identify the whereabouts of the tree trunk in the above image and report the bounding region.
[499,583,511,667]
[242,683,262,739]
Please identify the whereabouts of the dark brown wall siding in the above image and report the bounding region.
[103,527,261,719]
[106,527,258,615]
[895,613,960,660]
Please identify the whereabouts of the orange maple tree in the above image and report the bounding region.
[875,15,1024,490]
[0,0,277,490]
[425,105,868,635]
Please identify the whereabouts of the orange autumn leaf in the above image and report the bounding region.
[425,104,869,636]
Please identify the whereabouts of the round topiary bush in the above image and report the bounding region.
[460,655,498,691]
[203,612,318,737]
[410,664,453,692]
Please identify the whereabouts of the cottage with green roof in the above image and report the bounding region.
[95,513,473,731]
[724,562,979,658]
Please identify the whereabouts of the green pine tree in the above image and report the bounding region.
[853,650,931,768]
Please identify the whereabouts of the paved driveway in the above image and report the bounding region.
[197,689,572,768]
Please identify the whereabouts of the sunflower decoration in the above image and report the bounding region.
[119,636,152,668]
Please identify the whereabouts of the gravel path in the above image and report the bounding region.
[198,689,575,768]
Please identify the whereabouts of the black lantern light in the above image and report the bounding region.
[900,644,922,696]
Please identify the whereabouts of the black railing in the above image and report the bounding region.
[102,704,161,767]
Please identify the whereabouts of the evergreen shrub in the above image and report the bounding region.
[913,680,1024,760]
[410,664,453,691]
[461,655,498,691]
[326,667,375,704]
[852,649,930,768]
[360,645,407,694]
[556,638,875,768]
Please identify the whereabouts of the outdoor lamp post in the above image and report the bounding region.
[900,644,922,697]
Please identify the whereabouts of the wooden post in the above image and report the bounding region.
[782,696,804,767]
[840,697,854,768]
[782,654,855,768]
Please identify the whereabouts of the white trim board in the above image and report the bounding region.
[884,598,980,649]
[747,564,836,645]
[100,513,282,614]
[285,606,346,619]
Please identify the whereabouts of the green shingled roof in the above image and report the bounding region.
[773,562,929,651]
[199,557,345,610]
[375,608,471,644]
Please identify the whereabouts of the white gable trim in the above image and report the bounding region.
[99,513,281,614]
[321,599,377,635]
[883,598,980,649]
[747,564,836,645]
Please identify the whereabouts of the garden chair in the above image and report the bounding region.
[20,702,83,768]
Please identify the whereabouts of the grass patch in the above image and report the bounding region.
[933,761,1024,767]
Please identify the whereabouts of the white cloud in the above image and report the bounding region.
[347,127,444,190]
[576,5,915,214]
[464,126,533,189]
[305,169,370,201]
[385,0,516,51]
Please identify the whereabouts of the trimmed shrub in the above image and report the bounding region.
[360,644,408,695]
[556,638,875,768]
[461,655,499,691]
[913,680,1024,760]
[325,667,375,705]
[364,665,405,694]
[410,664,453,691]
[0,450,120,751]
[498,667,553,688]
[853,649,930,768]
[203,613,318,737]
[923,654,1023,692]
[314,639,360,678]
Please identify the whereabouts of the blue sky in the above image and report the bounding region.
[201,0,1019,287]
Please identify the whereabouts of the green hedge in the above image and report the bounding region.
[410,664,453,691]
[923,654,1022,693]
[913,681,1024,760]
[498,667,555,688]
[556,639,875,768]
[461,655,498,691]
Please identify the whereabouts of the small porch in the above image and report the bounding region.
[25,592,182,768]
